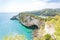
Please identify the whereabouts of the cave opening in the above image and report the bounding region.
[26,25,38,30]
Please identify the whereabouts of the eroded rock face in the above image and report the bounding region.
[45,22,56,40]
[32,22,56,40]
[45,22,55,35]
[21,17,40,30]
[11,13,45,30]
[19,14,46,38]
[20,14,45,28]
[11,13,45,35]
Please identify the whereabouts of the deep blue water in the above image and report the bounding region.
[0,13,32,40]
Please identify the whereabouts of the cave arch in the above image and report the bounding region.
[27,25,38,30]
[20,22,39,30]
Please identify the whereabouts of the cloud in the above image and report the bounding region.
[0,0,47,12]
[0,0,60,12]
[32,0,51,2]
[32,1,47,9]
[41,0,51,2]
[46,3,60,8]
[32,0,60,3]
[32,0,60,9]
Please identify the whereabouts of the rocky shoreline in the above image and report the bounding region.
[10,13,43,29]
[11,13,56,40]
[11,15,39,29]
[10,13,45,36]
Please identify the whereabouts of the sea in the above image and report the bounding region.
[0,13,32,40]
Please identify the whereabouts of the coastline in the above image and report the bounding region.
[11,13,57,40]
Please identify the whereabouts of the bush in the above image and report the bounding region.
[3,34,28,40]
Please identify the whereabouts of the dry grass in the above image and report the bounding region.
[3,34,28,40]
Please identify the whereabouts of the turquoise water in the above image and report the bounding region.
[0,13,32,40]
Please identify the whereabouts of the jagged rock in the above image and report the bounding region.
[10,15,19,20]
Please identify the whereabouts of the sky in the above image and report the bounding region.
[0,0,60,12]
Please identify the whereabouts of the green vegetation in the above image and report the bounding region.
[3,34,28,40]
[19,13,44,22]
[41,34,53,40]
[54,15,60,40]
[19,8,60,23]
[3,35,28,40]
[33,34,53,40]
[46,15,60,40]
[33,15,60,40]
[18,8,60,40]
[19,14,60,40]
[19,9,60,16]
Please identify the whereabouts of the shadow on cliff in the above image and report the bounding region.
[10,17,38,30]
[18,21,39,30]
[26,25,38,30]
[22,24,38,30]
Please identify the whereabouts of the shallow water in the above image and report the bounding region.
[0,13,32,40]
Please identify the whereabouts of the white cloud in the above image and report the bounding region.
[32,0,51,2]
[0,0,47,12]
[46,3,60,8]
[32,1,47,9]
[0,0,60,12]
[42,0,51,1]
